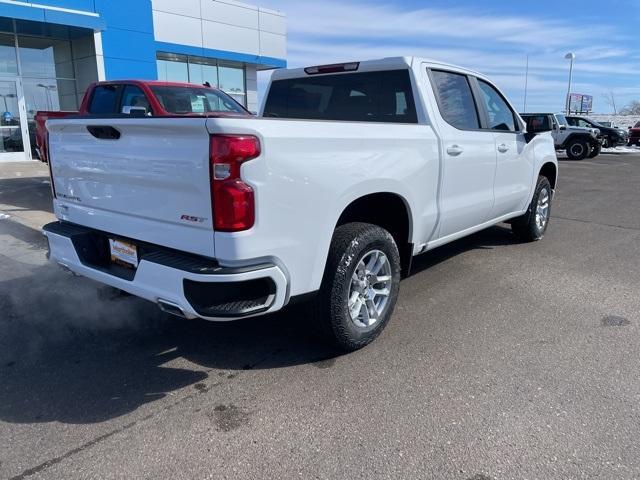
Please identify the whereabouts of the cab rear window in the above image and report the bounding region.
[263,70,418,123]
[88,85,121,114]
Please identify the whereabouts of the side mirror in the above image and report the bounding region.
[122,106,148,116]
[559,125,567,130]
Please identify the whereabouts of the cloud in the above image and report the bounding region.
[259,0,636,112]
[272,0,618,48]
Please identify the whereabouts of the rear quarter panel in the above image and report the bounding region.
[206,117,440,296]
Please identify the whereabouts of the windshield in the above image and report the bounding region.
[150,86,247,114]
[555,114,568,126]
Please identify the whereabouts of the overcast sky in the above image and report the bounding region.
[258,0,640,113]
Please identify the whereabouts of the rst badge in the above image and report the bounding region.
[180,215,206,223]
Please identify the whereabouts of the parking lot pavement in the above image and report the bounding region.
[1,153,639,480]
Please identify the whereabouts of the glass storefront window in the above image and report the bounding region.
[157,59,189,83]
[0,26,84,161]
[156,52,246,106]
[17,36,73,79]
[0,33,18,76]
[218,65,245,95]
[157,54,189,83]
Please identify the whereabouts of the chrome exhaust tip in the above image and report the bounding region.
[157,299,187,318]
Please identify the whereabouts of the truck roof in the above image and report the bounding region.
[95,79,207,89]
[270,56,486,81]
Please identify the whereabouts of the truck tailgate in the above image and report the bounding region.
[47,117,215,257]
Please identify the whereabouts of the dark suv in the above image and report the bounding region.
[566,116,628,148]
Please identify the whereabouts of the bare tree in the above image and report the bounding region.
[621,100,640,115]
[602,91,617,114]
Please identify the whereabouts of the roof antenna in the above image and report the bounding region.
[203,82,211,87]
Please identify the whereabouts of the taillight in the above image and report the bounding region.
[210,134,260,232]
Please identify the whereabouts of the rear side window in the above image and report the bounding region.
[263,70,418,123]
[477,80,517,131]
[430,70,479,130]
[88,85,121,114]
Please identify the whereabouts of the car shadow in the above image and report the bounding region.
[0,222,521,426]
[0,176,54,214]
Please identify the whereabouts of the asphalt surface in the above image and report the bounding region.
[1,153,639,480]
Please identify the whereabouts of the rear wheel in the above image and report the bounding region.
[566,139,589,160]
[311,222,401,351]
[588,143,601,158]
[511,176,552,242]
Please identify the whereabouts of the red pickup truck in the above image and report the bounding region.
[35,80,250,162]
[628,122,640,146]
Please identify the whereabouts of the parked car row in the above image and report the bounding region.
[565,115,629,148]
[628,122,640,146]
[520,112,634,160]
[521,113,602,160]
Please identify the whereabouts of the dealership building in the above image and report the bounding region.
[0,0,287,162]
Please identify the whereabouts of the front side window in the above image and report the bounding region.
[431,70,479,130]
[477,80,517,132]
[120,85,151,115]
[555,114,568,127]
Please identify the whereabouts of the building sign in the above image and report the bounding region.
[568,93,593,114]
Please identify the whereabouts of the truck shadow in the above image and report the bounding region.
[0,176,54,214]
[0,223,518,425]
[410,224,517,276]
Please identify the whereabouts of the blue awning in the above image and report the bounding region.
[0,2,105,32]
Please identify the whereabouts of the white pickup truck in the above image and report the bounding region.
[43,57,558,351]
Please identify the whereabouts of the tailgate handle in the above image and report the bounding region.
[87,126,121,140]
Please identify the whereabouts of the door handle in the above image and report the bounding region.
[87,126,121,140]
[497,143,509,153]
[446,144,463,156]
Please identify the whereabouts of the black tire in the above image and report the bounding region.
[511,176,552,242]
[588,143,601,158]
[566,139,589,160]
[310,222,401,352]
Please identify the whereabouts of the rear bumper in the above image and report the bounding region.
[43,221,288,321]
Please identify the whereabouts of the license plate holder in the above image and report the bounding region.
[109,238,138,269]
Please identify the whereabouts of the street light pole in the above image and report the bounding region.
[523,54,529,112]
[565,52,575,113]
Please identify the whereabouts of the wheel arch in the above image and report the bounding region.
[539,162,557,189]
[335,192,414,277]
[562,133,595,148]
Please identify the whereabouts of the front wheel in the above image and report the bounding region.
[311,222,401,352]
[588,143,601,158]
[566,139,589,160]
[511,176,552,242]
